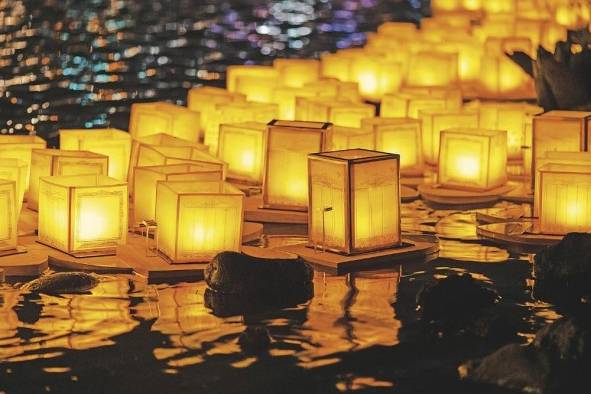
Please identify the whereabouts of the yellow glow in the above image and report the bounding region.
[479,55,533,96]
[0,158,27,214]
[298,98,375,127]
[273,58,320,88]
[218,122,266,184]
[0,135,46,193]
[407,52,458,87]
[129,102,201,142]
[0,179,17,252]
[349,55,404,100]
[187,86,246,139]
[329,126,375,151]
[454,155,480,180]
[381,93,447,118]
[77,209,107,241]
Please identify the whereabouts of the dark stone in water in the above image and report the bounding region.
[533,317,591,364]
[21,272,99,294]
[238,326,272,354]
[534,232,591,308]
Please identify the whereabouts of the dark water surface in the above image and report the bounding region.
[0,1,561,393]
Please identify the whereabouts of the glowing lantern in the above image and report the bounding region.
[133,164,223,224]
[304,79,360,102]
[406,52,459,87]
[484,36,533,57]
[399,86,463,111]
[483,0,515,14]
[38,175,128,257]
[377,22,417,38]
[0,135,46,193]
[28,149,109,211]
[0,159,27,213]
[381,93,449,119]
[438,128,508,191]
[361,117,423,175]
[532,111,591,179]
[537,164,591,234]
[135,144,225,176]
[297,97,374,127]
[330,126,375,151]
[479,54,533,97]
[273,58,320,88]
[437,39,483,83]
[60,128,131,181]
[308,149,401,254]
[272,85,326,120]
[540,22,567,51]
[226,65,279,103]
[129,102,201,142]
[155,180,244,263]
[554,1,591,29]
[320,51,361,82]
[0,179,17,252]
[218,122,267,184]
[349,55,404,100]
[263,120,331,211]
[430,0,463,11]
[420,109,479,165]
[187,86,246,138]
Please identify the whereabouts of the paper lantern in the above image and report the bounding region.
[272,85,326,120]
[381,93,448,118]
[438,128,507,191]
[28,149,109,211]
[400,86,463,111]
[484,36,533,57]
[134,144,225,177]
[187,86,246,138]
[129,102,201,142]
[320,51,359,82]
[537,163,591,234]
[420,109,479,165]
[483,0,515,14]
[226,65,279,103]
[532,111,591,179]
[218,122,267,184]
[479,54,533,97]
[349,55,404,100]
[60,128,131,181]
[38,175,127,257]
[263,120,331,211]
[273,58,320,88]
[304,79,361,103]
[133,164,223,224]
[297,97,374,127]
[0,158,27,212]
[308,149,401,254]
[430,0,463,11]
[0,135,46,192]
[0,179,17,252]
[406,52,459,87]
[554,1,591,28]
[155,180,244,263]
[362,117,423,174]
[438,39,482,82]
[330,126,375,151]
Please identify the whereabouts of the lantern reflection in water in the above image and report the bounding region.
[218,122,266,184]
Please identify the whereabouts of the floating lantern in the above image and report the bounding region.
[134,144,225,179]
[272,85,326,120]
[28,150,109,211]
[155,180,244,263]
[349,55,404,100]
[406,52,459,88]
[297,98,374,127]
[38,175,128,257]
[362,117,423,175]
[187,86,246,138]
[420,109,479,165]
[129,102,201,142]
[381,93,447,118]
[0,158,27,212]
[0,135,46,193]
[263,120,331,211]
[400,86,463,111]
[479,54,533,97]
[133,164,223,224]
[320,50,363,82]
[554,1,591,29]
[330,126,375,151]
[483,0,515,14]
[218,122,267,184]
[60,128,131,181]
[226,65,279,103]
[304,79,360,102]
[0,179,17,253]
[537,163,591,234]
[484,36,533,57]
[273,58,320,88]
[438,128,508,191]
[308,149,401,254]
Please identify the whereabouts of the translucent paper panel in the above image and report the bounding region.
[479,55,532,95]
[367,119,422,169]
[309,159,347,251]
[218,123,266,183]
[352,159,400,251]
[349,56,403,100]
[381,94,447,118]
[187,86,246,137]
[38,178,70,252]
[0,135,46,192]
[129,102,200,142]
[226,65,278,92]
[0,158,27,212]
[274,59,320,88]
[407,52,458,87]
[235,75,278,103]
[320,53,355,81]
[0,180,17,251]
[305,100,374,128]
[272,86,324,120]
[330,127,375,151]
[421,111,479,165]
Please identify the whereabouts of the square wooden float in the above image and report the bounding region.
[0,236,48,277]
[476,220,562,248]
[475,205,526,224]
[418,183,515,206]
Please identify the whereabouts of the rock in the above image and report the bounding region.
[533,232,591,307]
[533,317,591,363]
[205,250,313,295]
[467,305,518,342]
[21,272,99,294]
[238,325,272,354]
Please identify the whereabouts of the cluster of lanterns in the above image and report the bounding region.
[1,0,591,264]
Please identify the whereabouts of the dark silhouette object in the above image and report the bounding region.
[21,272,99,294]
[238,325,273,354]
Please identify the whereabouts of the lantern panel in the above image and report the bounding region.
[381,93,447,118]
[0,179,17,252]
[399,86,463,111]
[349,55,403,100]
[0,158,27,213]
[187,86,246,138]
[303,98,374,127]
[330,126,375,151]
[320,53,355,82]
[226,65,279,92]
[479,55,533,96]
[438,128,507,191]
[264,120,330,211]
[129,102,201,142]
[407,52,459,87]
[538,164,591,235]
[218,122,266,184]
[0,135,46,193]
[272,86,326,120]
[38,175,128,255]
[155,181,244,263]
[273,58,320,88]
[304,80,361,103]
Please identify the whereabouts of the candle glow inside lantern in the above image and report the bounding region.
[273,58,320,88]
[129,102,201,142]
[479,54,533,97]
[60,128,131,181]
[0,135,46,193]
[438,128,507,191]
[155,180,244,263]
[133,164,223,224]
[330,126,375,151]
[381,93,447,118]
[349,55,404,100]
[297,98,375,127]
[38,174,128,257]
[28,149,109,211]
[537,163,591,234]
[227,65,279,103]
[187,86,246,138]
[304,80,361,103]
[420,109,479,165]
[218,122,267,184]
[263,120,331,211]
[406,51,459,87]
[0,179,17,253]
[0,158,27,212]
[308,149,401,254]
[272,85,327,120]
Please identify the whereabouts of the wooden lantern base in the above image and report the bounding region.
[400,166,424,178]
[475,205,526,224]
[279,238,439,274]
[18,207,38,236]
[501,182,533,203]
[0,238,48,277]
[401,185,420,202]
[418,183,515,206]
[244,195,308,224]
[476,220,562,248]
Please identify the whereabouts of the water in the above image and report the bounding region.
[0,1,561,393]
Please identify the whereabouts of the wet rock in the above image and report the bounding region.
[238,325,272,354]
[533,317,591,364]
[467,305,518,342]
[21,272,99,294]
[533,232,591,307]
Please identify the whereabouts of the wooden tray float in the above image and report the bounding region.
[0,237,48,277]
[418,183,515,206]
[476,220,562,248]
[501,182,533,204]
[400,185,420,202]
[475,205,526,224]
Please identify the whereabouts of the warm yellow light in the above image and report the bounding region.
[407,51,459,87]
[349,55,403,100]
[0,179,17,252]
[377,22,417,38]
[134,144,225,177]
[155,180,244,263]
[263,120,330,211]
[438,128,507,191]
[538,163,591,234]
[483,0,515,14]
[0,135,46,193]
[28,149,109,211]
[320,50,362,82]
[218,122,266,184]
[226,65,279,103]
[430,0,462,11]
[304,79,361,102]
[129,102,201,142]
[420,109,479,165]
[38,175,128,256]
[133,163,223,224]
[308,149,401,254]
[479,55,533,97]
[273,58,320,88]
[296,97,374,127]
[0,158,27,214]
[187,86,246,138]
[554,2,591,28]
[381,93,447,118]
[329,126,375,151]
[60,128,131,181]
[400,86,463,111]
[271,85,329,120]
